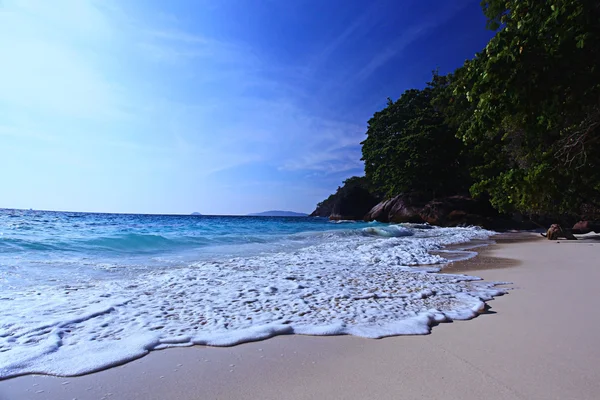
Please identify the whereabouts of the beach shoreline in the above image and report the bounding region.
[2,232,600,399]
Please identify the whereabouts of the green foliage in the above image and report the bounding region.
[316,0,600,221]
[313,176,374,216]
[450,0,600,217]
[361,76,470,198]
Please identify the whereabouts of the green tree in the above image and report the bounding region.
[450,0,600,217]
[361,77,470,199]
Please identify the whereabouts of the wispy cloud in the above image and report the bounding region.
[305,2,387,76]
[354,24,432,82]
[278,117,365,174]
[139,29,254,66]
[0,0,474,213]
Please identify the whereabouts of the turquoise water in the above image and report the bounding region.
[0,208,503,379]
[0,209,373,286]
[1,209,356,254]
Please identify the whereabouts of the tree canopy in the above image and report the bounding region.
[316,0,600,222]
[361,76,470,199]
[451,0,600,217]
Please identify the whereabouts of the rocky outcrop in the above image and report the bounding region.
[572,220,600,234]
[310,201,334,217]
[315,186,596,231]
[364,193,517,229]
[544,224,577,240]
[310,177,380,220]
[546,224,562,240]
[327,186,380,220]
[315,186,543,229]
[363,193,428,223]
[419,196,498,227]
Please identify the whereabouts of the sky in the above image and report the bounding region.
[0,0,495,215]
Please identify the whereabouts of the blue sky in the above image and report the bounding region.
[0,0,494,215]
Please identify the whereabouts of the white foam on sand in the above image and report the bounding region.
[0,226,506,378]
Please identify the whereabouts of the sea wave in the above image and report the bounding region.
[0,225,503,378]
[83,233,190,252]
[361,225,414,237]
[0,222,463,255]
[0,237,63,252]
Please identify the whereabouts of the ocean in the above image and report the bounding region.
[0,209,505,378]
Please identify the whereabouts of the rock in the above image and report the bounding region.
[419,196,497,227]
[363,193,428,223]
[546,224,562,240]
[329,186,380,220]
[345,189,542,229]
[364,193,503,228]
[572,220,600,234]
[310,177,380,220]
[310,202,334,217]
[362,200,389,221]
[545,224,577,240]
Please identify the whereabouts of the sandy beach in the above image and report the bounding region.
[1,234,599,400]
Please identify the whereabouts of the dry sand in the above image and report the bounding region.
[2,234,599,400]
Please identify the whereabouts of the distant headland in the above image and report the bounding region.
[247,210,308,217]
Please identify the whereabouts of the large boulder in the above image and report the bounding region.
[364,193,428,223]
[572,220,600,234]
[546,224,562,240]
[544,224,577,240]
[364,193,512,229]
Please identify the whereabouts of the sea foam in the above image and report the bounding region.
[0,225,505,378]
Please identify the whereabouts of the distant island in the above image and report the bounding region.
[247,211,308,217]
[190,212,202,216]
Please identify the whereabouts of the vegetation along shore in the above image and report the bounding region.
[312,0,600,237]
